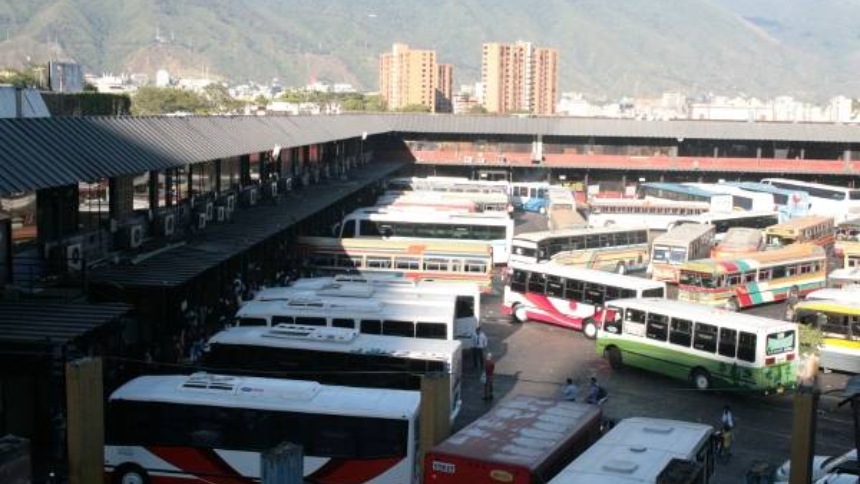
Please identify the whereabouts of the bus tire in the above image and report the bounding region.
[691,369,712,391]
[725,297,739,312]
[113,464,150,484]
[512,304,528,323]
[606,346,623,370]
[583,318,598,340]
[615,262,627,275]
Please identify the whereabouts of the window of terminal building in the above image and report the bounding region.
[1,191,37,247]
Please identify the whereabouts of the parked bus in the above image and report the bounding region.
[639,182,734,213]
[297,236,494,290]
[650,223,716,283]
[827,268,860,289]
[761,178,860,223]
[277,275,482,346]
[793,299,860,374]
[377,191,512,213]
[586,198,710,231]
[547,187,586,231]
[677,243,827,311]
[763,215,835,249]
[424,395,602,484]
[686,211,779,240]
[504,261,666,338]
[510,227,650,274]
[202,325,463,421]
[710,228,763,259]
[731,182,810,221]
[374,194,478,213]
[388,176,509,196]
[511,182,551,213]
[598,298,799,392]
[844,242,860,269]
[336,208,514,264]
[834,218,860,256]
[684,183,775,212]
[234,294,458,343]
[549,417,714,484]
[105,374,421,484]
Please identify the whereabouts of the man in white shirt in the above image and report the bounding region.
[562,378,578,401]
[472,327,488,371]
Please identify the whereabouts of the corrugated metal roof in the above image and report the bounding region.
[88,161,404,291]
[0,301,132,345]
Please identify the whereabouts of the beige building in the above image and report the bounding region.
[379,43,453,113]
[481,41,558,115]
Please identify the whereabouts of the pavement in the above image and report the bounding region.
[451,211,856,484]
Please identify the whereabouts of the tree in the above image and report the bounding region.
[131,86,209,115]
[467,104,488,114]
[398,103,431,113]
[0,69,38,88]
[254,94,269,108]
[799,323,824,356]
[202,83,243,113]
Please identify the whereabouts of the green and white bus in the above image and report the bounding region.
[597,298,799,392]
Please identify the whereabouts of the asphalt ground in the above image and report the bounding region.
[453,211,855,484]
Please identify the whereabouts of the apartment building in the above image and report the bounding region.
[481,41,558,115]
[379,43,453,113]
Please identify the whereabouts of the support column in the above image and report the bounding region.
[214,160,222,193]
[148,171,159,211]
[239,154,251,186]
[108,175,134,222]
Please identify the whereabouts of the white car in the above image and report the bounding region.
[774,449,856,483]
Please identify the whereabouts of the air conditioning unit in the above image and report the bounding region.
[66,243,83,271]
[268,182,278,198]
[197,212,207,230]
[163,213,176,237]
[205,202,214,221]
[216,206,226,223]
[226,194,236,213]
[249,188,258,206]
[129,225,144,249]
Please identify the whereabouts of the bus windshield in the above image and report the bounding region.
[652,245,687,264]
[678,271,718,288]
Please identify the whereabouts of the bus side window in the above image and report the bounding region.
[528,272,547,294]
[239,317,269,327]
[726,274,741,286]
[564,279,583,300]
[625,308,646,323]
[718,328,738,358]
[546,275,564,297]
[332,318,355,329]
[340,220,356,238]
[737,332,757,362]
[604,307,623,334]
[455,297,475,319]
[623,309,646,337]
[295,317,327,327]
[772,266,787,279]
[669,318,692,347]
[758,269,772,281]
[693,323,718,353]
[360,320,382,335]
[582,283,605,305]
[510,269,528,292]
[417,322,447,340]
[785,265,797,277]
[382,320,416,338]
[646,313,668,341]
[272,315,295,326]
[743,273,756,284]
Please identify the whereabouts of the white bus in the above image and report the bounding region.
[638,182,734,213]
[587,198,711,231]
[683,211,779,241]
[377,191,512,213]
[548,417,715,484]
[597,298,799,392]
[255,275,481,347]
[761,178,860,223]
[684,183,776,212]
[235,295,457,341]
[510,227,650,273]
[649,223,716,283]
[202,325,463,421]
[336,208,514,264]
[105,373,420,484]
[504,261,666,338]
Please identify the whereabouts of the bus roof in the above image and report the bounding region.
[510,262,666,291]
[345,208,512,224]
[717,228,762,249]
[298,235,494,257]
[207,325,461,363]
[606,298,797,333]
[652,223,714,246]
[588,198,710,209]
[763,215,833,232]
[794,299,860,316]
[514,226,648,244]
[761,178,855,193]
[109,373,421,418]
[254,284,460,305]
[837,218,860,229]
[549,418,713,484]
[286,275,481,297]
[429,395,601,472]
[237,296,456,321]
[804,287,860,302]
[680,243,825,274]
[692,210,779,223]
[641,182,727,198]
[732,182,806,197]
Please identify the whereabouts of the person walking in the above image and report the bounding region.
[473,327,488,371]
[562,378,579,401]
[483,352,496,401]
[721,404,735,431]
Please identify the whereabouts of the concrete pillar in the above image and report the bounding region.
[148,171,159,210]
[214,160,222,193]
[108,175,134,222]
[419,373,451,458]
[240,154,251,186]
[165,170,174,207]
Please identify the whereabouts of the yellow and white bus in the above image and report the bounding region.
[763,215,835,249]
[297,236,494,291]
[677,243,827,311]
[510,227,650,274]
[649,223,716,283]
[793,299,860,374]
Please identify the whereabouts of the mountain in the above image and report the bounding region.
[0,0,857,101]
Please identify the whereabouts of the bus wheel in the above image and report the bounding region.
[583,318,598,340]
[725,297,739,312]
[513,304,529,323]
[606,346,623,370]
[114,465,150,484]
[615,262,627,275]
[691,369,712,391]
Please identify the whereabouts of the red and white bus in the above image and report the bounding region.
[504,261,666,338]
[105,373,420,484]
[424,395,602,484]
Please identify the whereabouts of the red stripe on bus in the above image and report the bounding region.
[308,457,402,483]
[146,447,255,484]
